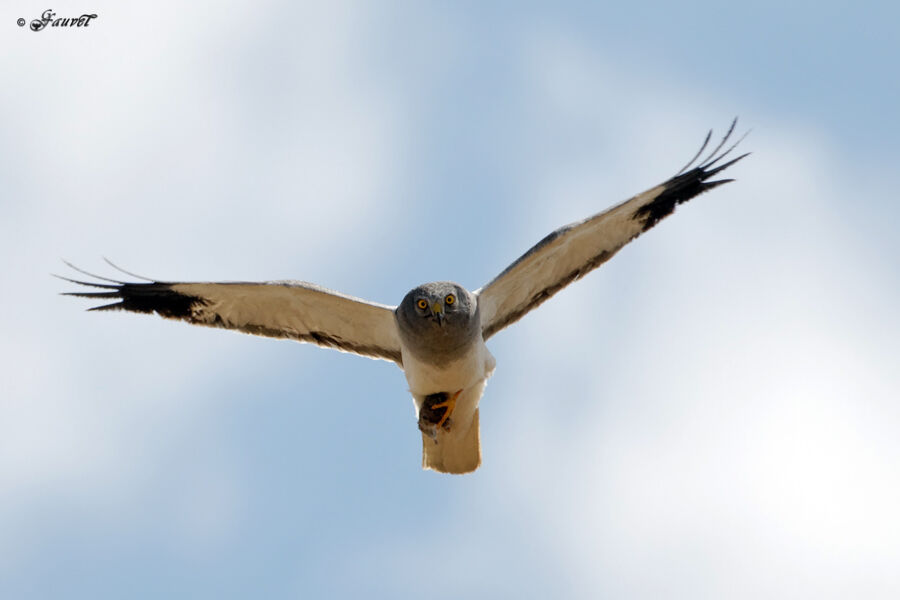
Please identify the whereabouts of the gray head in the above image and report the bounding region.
[395,281,479,363]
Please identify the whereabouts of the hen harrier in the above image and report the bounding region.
[62,120,748,474]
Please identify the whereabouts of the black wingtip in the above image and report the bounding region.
[102,257,157,282]
[54,273,122,289]
[59,261,202,319]
[701,151,751,182]
[87,302,128,312]
[675,129,713,176]
[61,291,123,299]
[632,119,749,232]
[60,259,127,284]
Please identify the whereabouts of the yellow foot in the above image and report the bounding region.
[430,389,462,430]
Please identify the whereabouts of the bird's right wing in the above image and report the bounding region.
[61,265,403,364]
[476,120,748,341]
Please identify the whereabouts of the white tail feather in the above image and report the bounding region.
[422,409,481,474]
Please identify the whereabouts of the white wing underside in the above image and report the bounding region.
[476,121,748,339]
[62,271,402,364]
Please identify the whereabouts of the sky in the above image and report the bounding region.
[2,1,899,598]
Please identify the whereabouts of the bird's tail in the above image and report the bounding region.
[419,381,484,474]
[422,409,481,474]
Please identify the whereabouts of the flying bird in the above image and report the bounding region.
[61,121,748,474]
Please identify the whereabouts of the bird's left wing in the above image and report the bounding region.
[62,267,403,364]
[477,120,748,341]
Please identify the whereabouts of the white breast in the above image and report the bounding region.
[399,337,495,396]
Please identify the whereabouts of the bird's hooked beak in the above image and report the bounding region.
[430,301,445,326]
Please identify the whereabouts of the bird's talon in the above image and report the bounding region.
[419,389,463,433]
[431,389,462,429]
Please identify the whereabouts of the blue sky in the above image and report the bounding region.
[2,1,899,598]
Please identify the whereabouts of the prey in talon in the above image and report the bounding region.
[418,389,462,440]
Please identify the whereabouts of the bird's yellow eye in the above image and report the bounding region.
[417,299,428,310]
[445,294,455,305]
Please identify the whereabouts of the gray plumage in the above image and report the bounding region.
[61,120,748,474]
[395,282,480,365]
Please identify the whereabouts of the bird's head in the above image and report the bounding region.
[395,282,479,360]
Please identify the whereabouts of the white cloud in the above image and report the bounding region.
[0,0,409,565]
[474,40,900,595]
